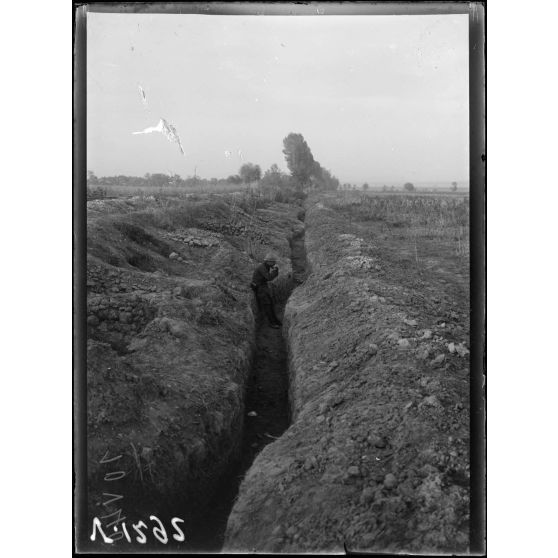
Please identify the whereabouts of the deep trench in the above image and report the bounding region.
[187,223,308,552]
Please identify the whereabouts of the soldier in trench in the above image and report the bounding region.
[251,252,282,329]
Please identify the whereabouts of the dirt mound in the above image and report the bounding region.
[84,196,303,551]
[224,197,470,553]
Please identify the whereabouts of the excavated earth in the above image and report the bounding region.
[224,195,470,553]
[84,191,470,553]
[84,195,303,551]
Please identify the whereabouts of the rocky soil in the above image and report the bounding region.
[83,191,471,553]
[224,195,470,553]
[84,195,302,551]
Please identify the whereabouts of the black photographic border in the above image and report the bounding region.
[73,2,486,555]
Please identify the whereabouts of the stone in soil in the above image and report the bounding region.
[383,473,397,489]
[430,354,445,367]
[421,395,442,409]
[398,338,411,349]
[347,466,360,477]
[359,487,375,504]
[374,437,387,449]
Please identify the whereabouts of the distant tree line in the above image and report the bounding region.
[88,167,461,198]
[87,170,247,189]
[87,132,345,196]
[338,182,461,193]
[89,135,338,194]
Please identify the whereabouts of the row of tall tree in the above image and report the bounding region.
[87,171,244,189]
[282,133,339,191]
[87,132,341,192]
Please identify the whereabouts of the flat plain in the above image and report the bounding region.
[84,187,470,553]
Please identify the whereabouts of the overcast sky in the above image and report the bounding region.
[87,12,469,184]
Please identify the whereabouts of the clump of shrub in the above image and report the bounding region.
[87,185,108,200]
[252,165,308,204]
[196,305,223,326]
[129,198,232,231]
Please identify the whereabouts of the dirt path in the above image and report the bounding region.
[187,226,308,551]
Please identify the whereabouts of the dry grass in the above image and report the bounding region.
[125,196,233,231]
[101,181,248,199]
[98,180,306,207]
[325,191,470,258]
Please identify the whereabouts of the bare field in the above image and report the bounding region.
[225,193,470,553]
[84,190,470,553]
[88,181,252,200]
[325,191,470,258]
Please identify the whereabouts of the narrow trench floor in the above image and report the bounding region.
[188,230,307,552]
[187,307,291,551]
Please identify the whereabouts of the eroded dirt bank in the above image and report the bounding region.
[189,217,308,550]
[224,197,470,553]
[84,195,302,551]
[187,284,293,551]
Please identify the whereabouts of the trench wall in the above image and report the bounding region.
[224,200,470,553]
[84,198,302,551]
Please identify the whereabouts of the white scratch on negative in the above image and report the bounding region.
[133,118,185,155]
[138,84,148,108]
